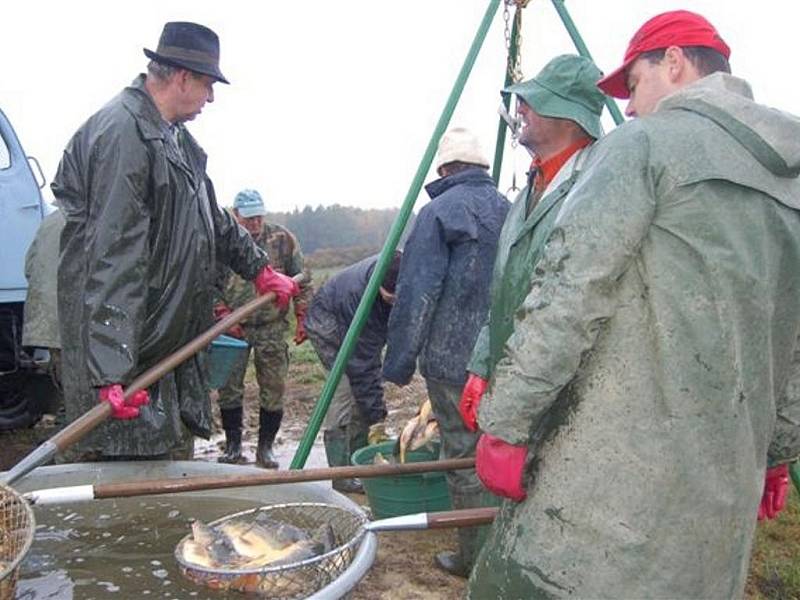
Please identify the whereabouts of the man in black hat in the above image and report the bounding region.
[52,22,299,460]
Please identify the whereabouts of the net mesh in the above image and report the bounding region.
[175,502,368,598]
[0,483,35,600]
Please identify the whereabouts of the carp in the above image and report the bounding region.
[373,452,392,465]
[178,512,336,571]
[397,398,439,463]
[186,520,239,568]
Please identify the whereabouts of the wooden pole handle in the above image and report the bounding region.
[92,457,476,500]
[3,274,305,486]
[426,506,498,529]
[52,273,306,453]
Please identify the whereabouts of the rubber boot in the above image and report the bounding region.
[323,428,363,494]
[218,407,243,464]
[434,485,492,578]
[435,551,469,578]
[219,428,243,464]
[256,408,282,469]
[348,422,369,456]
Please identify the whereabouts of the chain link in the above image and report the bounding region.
[503,0,528,84]
[503,1,512,56]
[503,0,528,151]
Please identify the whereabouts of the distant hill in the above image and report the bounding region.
[304,245,379,270]
[265,204,414,256]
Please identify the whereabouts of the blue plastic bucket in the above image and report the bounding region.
[207,335,249,389]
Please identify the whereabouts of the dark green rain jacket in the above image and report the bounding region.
[468,147,594,379]
[52,75,268,457]
[470,73,800,599]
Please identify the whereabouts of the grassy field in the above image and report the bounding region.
[287,332,327,385]
[748,488,800,598]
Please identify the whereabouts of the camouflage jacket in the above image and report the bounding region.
[217,222,311,324]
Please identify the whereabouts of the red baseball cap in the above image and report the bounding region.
[597,10,731,99]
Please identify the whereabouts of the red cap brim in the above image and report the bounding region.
[597,56,636,99]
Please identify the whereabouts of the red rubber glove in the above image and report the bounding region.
[476,433,528,501]
[99,384,150,420]
[213,303,245,339]
[758,464,790,520]
[459,373,488,432]
[294,306,308,345]
[253,266,299,310]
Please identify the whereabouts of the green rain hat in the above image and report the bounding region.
[233,189,266,217]
[504,54,605,139]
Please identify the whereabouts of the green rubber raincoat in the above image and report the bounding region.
[22,209,65,349]
[468,147,594,380]
[470,73,800,599]
[53,75,268,457]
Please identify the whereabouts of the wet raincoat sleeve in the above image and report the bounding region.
[308,256,389,424]
[479,127,656,445]
[384,205,476,385]
[346,332,389,424]
[75,131,152,386]
[468,325,491,379]
[770,336,800,465]
[212,261,234,306]
[209,179,269,281]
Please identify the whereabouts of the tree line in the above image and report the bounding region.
[265,204,413,256]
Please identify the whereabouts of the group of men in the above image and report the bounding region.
[39,9,800,598]
[460,10,800,598]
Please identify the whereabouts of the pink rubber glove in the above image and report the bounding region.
[293,306,308,345]
[99,384,150,420]
[213,303,245,339]
[758,464,790,520]
[253,266,299,310]
[459,373,488,432]
[476,433,528,501]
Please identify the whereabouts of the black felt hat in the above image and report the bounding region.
[144,22,229,84]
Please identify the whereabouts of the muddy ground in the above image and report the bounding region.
[0,358,466,599]
[5,354,792,599]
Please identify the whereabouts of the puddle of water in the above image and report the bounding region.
[17,495,261,599]
[14,435,345,598]
[15,442,354,599]
[193,435,330,470]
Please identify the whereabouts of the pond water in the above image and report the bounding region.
[17,495,261,600]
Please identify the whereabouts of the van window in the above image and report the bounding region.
[0,132,9,169]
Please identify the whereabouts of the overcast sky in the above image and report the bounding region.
[3,1,798,212]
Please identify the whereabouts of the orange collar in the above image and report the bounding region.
[531,137,592,190]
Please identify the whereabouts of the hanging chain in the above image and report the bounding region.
[502,1,530,178]
[503,0,528,84]
[502,1,513,62]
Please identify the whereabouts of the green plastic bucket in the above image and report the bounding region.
[351,440,452,518]
[207,334,249,389]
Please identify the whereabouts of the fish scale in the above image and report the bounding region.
[180,515,333,570]
[398,399,440,463]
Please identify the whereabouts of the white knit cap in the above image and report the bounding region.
[434,127,490,172]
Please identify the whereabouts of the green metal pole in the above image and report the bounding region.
[492,8,520,183]
[550,0,625,126]
[290,0,502,469]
